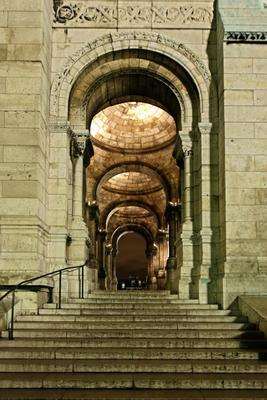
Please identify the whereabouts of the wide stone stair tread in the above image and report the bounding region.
[1,389,267,400]
[6,328,264,340]
[12,321,253,330]
[39,308,231,315]
[1,359,267,373]
[0,372,267,389]
[1,293,267,396]
[2,337,266,348]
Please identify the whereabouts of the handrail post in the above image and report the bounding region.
[58,271,62,309]
[81,265,84,299]
[78,267,81,299]
[48,287,53,304]
[8,290,15,340]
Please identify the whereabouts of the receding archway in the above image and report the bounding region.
[116,231,148,287]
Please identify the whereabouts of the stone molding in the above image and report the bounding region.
[225,31,267,43]
[49,118,70,133]
[51,32,211,115]
[53,1,212,27]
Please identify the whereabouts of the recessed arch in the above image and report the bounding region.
[94,162,171,202]
[111,223,154,252]
[51,32,210,122]
[102,200,162,229]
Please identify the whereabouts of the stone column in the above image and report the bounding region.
[197,122,213,304]
[68,130,92,298]
[97,230,107,290]
[111,248,118,291]
[179,140,194,299]
[165,203,180,293]
[87,202,99,292]
[105,244,113,291]
[48,119,71,303]
[146,244,158,290]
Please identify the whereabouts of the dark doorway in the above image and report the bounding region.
[116,232,148,289]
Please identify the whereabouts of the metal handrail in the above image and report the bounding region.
[0,261,88,340]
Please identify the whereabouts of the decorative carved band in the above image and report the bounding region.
[49,119,70,133]
[225,31,267,43]
[54,2,212,27]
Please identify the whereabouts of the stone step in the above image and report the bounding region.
[5,328,263,339]
[69,299,200,304]
[1,389,267,400]
[15,315,242,323]
[1,359,267,373]
[38,308,231,316]
[0,347,265,360]
[92,289,172,297]
[44,303,219,310]
[12,321,252,330]
[1,337,267,349]
[90,291,172,297]
[0,372,267,389]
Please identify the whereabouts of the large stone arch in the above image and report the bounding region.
[111,224,154,253]
[93,162,171,203]
[50,32,211,121]
[49,31,218,304]
[102,200,161,229]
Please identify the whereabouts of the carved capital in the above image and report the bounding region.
[87,202,99,221]
[98,229,107,242]
[105,243,112,256]
[165,202,181,221]
[198,122,212,136]
[182,142,193,158]
[70,130,89,159]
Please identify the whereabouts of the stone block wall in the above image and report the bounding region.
[217,0,267,307]
[0,0,53,285]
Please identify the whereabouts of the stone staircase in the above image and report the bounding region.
[0,291,267,399]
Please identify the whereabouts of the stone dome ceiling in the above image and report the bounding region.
[103,172,162,195]
[90,102,176,152]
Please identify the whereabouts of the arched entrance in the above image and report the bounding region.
[116,231,148,290]
[49,32,219,304]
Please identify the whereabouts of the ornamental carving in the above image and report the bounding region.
[54,2,212,26]
[225,31,267,43]
[69,130,89,159]
[49,118,70,133]
[51,32,211,114]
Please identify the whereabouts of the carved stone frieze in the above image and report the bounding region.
[54,2,212,27]
[225,31,267,43]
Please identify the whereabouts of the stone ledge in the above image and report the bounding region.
[238,295,267,338]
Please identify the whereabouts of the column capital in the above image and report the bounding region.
[182,142,193,158]
[87,201,99,221]
[198,122,212,135]
[70,130,89,159]
[105,243,112,256]
[156,228,168,242]
[98,229,107,241]
[165,202,181,221]
[146,242,158,258]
